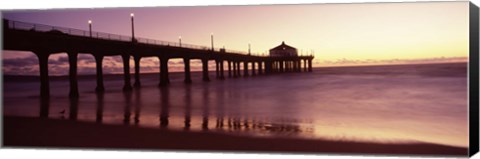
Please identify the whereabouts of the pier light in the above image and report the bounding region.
[88,20,92,37]
[130,13,135,41]
[179,36,182,47]
[210,32,214,51]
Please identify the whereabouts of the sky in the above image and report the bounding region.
[1,1,470,75]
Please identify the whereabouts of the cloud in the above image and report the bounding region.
[49,56,68,65]
[78,54,96,64]
[110,56,123,63]
[139,65,159,72]
[318,57,468,66]
[168,59,184,65]
[2,54,41,75]
[3,55,38,67]
[103,65,124,74]
[190,60,202,65]
[3,65,39,75]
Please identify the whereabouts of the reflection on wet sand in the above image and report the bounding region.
[201,84,210,131]
[69,97,78,120]
[123,91,132,125]
[95,92,104,123]
[134,88,141,125]
[159,87,169,128]
[39,97,49,118]
[40,85,309,137]
[184,85,192,130]
[215,84,225,129]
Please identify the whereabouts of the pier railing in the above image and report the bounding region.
[5,19,264,56]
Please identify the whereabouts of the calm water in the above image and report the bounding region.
[3,63,468,147]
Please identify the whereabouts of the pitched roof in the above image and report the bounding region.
[270,41,297,51]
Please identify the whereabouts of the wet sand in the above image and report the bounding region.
[3,116,468,156]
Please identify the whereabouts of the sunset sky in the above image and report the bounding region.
[2,1,469,75]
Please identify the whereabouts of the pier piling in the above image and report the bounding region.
[67,52,79,98]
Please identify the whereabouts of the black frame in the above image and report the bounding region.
[469,1,479,157]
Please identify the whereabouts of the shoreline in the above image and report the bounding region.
[3,116,468,156]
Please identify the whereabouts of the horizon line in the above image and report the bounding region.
[2,61,467,77]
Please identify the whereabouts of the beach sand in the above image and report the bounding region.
[3,116,468,156]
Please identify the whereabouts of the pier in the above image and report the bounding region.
[2,19,314,100]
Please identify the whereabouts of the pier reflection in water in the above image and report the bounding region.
[134,88,141,125]
[159,87,170,128]
[42,82,310,138]
[201,84,210,131]
[122,91,132,125]
[184,85,192,130]
[95,92,104,123]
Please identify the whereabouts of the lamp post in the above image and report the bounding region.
[88,20,92,37]
[130,13,135,42]
[210,33,214,51]
[248,43,251,55]
[179,36,182,47]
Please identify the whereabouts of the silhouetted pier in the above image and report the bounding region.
[2,19,314,100]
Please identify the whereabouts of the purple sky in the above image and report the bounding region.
[2,2,469,75]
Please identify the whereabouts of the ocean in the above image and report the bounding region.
[2,62,468,148]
